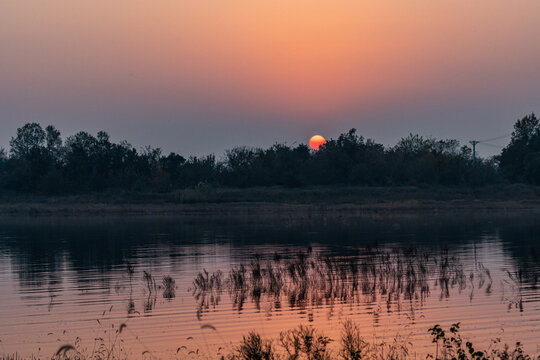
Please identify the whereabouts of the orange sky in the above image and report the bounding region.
[1,0,539,155]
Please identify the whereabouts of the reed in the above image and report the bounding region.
[5,320,538,359]
[162,275,176,299]
[223,321,536,360]
[228,332,276,360]
[0,354,23,360]
[190,246,496,319]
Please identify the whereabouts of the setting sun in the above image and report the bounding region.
[309,134,326,150]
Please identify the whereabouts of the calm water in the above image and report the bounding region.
[0,214,539,358]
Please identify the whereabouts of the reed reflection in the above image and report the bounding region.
[191,246,501,320]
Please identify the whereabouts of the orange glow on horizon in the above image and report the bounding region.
[309,135,326,150]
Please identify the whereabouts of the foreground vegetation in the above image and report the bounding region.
[1,113,540,194]
[3,321,536,360]
[224,322,538,360]
[2,248,537,360]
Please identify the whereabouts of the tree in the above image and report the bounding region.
[0,123,505,193]
[45,125,62,151]
[45,125,63,162]
[223,147,259,187]
[9,123,46,158]
[63,131,99,189]
[499,113,540,183]
[0,148,7,184]
[161,153,186,186]
[313,129,387,185]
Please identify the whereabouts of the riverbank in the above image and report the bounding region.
[1,184,540,216]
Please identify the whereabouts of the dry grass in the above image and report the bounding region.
[3,321,538,360]
[222,321,537,360]
[2,185,540,216]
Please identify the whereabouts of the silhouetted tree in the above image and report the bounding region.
[161,153,186,188]
[0,148,7,187]
[181,155,219,187]
[222,146,259,187]
[9,123,47,158]
[388,134,469,185]
[6,123,60,191]
[0,121,511,194]
[499,113,540,184]
[45,125,63,157]
[312,129,386,185]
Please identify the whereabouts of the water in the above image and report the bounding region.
[0,213,539,358]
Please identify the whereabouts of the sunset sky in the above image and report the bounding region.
[1,0,539,156]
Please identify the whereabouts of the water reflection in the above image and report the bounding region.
[190,246,505,321]
[0,214,539,358]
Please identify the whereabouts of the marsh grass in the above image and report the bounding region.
[5,254,536,360]
[117,265,178,315]
[162,275,176,299]
[5,185,540,217]
[191,246,496,318]
[228,332,276,360]
[0,354,24,360]
[192,270,224,320]
[222,321,536,360]
[4,319,538,360]
[143,271,157,312]
[48,320,130,360]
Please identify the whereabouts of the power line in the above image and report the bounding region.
[469,133,511,160]
[479,142,504,149]
[477,133,511,144]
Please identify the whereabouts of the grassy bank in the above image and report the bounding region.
[1,185,540,216]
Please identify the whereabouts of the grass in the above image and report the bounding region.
[1,261,537,360]
[3,321,538,360]
[2,250,537,360]
[191,246,496,318]
[2,184,540,216]
[162,275,176,299]
[221,322,538,360]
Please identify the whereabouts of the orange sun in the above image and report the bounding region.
[309,135,326,150]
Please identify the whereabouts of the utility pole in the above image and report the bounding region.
[469,140,479,162]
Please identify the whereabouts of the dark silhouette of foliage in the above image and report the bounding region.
[2,115,538,195]
[499,113,540,184]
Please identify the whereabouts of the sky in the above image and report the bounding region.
[1,0,539,157]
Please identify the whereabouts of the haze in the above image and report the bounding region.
[1,0,539,156]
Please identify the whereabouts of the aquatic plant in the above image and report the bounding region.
[191,246,495,319]
[0,354,23,360]
[142,270,157,312]
[162,275,176,299]
[49,319,130,360]
[125,262,135,293]
[143,271,157,294]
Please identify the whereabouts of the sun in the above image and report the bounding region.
[309,135,326,150]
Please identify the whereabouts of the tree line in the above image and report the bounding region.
[0,113,538,194]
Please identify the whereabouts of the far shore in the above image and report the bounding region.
[1,185,540,216]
